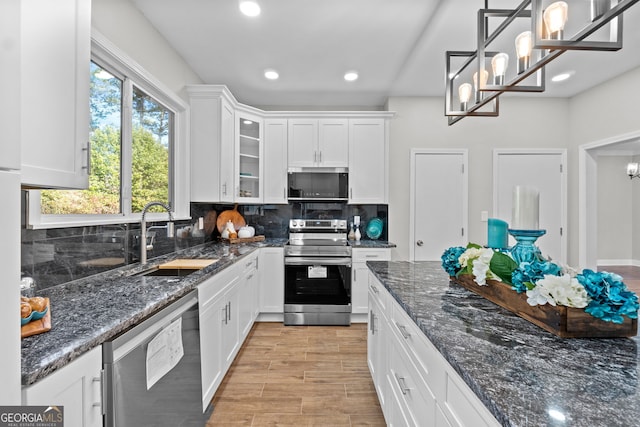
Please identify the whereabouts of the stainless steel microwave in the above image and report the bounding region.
[287,168,349,201]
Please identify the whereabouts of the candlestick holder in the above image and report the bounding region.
[508,229,546,265]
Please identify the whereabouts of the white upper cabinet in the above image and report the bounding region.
[349,118,388,204]
[0,0,21,171]
[288,119,348,168]
[263,119,288,204]
[235,111,263,203]
[187,86,235,203]
[20,0,91,189]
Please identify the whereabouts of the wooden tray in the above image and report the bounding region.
[451,275,637,338]
[221,235,265,244]
[21,298,52,339]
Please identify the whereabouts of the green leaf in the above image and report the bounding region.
[467,242,482,249]
[489,252,518,284]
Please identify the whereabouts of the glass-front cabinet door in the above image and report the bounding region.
[235,112,263,203]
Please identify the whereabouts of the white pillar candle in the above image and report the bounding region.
[511,186,539,229]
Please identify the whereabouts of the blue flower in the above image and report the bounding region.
[441,246,466,276]
[511,260,562,293]
[577,269,639,323]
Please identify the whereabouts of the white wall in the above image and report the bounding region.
[386,96,570,262]
[569,66,640,267]
[596,155,633,262]
[634,154,640,262]
[92,0,203,101]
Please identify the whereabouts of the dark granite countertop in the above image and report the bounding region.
[367,261,639,427]
[349,240,396,248]
[21,238,288,387]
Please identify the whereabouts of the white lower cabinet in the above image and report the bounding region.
[22,346,103,427]
[367,280,388,410]
[198,252,261,411]
[238,253,259,338]
[258,247,284,314]
[352,248,391,315]
[368,272,500,427]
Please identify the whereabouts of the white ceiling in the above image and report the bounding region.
[130,0,640,109]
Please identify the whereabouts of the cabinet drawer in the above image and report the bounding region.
[387,339,437,427]
[441,371,498,427]
[368,273,388,312]
[390,301,446,401]
[352,248,391,263]
[198,265,240,308]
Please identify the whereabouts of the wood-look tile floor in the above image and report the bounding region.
[206,322,386,427]
[598,265,640,294]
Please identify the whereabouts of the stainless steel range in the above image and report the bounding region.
[284,219,352,326]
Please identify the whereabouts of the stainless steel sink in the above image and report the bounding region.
[137,267,199,277]
[134,258,219,277]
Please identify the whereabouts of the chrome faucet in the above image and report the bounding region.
[140,201,174,265]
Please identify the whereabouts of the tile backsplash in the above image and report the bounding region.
[21,202,387,290]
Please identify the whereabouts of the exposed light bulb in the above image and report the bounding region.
[458,83,472,111]
[239,1,260,17]
[491,53,509,85]
[543,2,568,40]
[472,69,489,103]
[515,31,533,74]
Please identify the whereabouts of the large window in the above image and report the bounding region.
[29,32,189,229]
[41,61,172,215]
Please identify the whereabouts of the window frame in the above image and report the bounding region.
[27,30,190,229]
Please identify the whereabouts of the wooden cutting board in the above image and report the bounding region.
[216,204,246,233]
[21,298,51,339]
[157,259,218,269]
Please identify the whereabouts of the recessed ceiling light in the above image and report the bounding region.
[344,71,359,82]
[551,72,573,82]
[239,1,260,17]
[264,69,279,80]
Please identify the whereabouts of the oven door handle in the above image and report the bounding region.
[285,257,352,266]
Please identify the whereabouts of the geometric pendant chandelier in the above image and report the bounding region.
[445,0,639,125]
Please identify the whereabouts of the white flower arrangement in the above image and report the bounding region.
[525,274,589,308]
[458,247,499,286]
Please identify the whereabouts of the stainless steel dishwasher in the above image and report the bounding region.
[103,291,212,427]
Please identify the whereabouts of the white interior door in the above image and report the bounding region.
[493,150,567,263]
[410,150,468,261]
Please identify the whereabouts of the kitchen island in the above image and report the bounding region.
[368,261,639,427]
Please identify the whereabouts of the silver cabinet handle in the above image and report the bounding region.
[93,372,104,414]
[222,183,227,195]
[83,140,91,175]
[417,240,424,246]
[350,188,353,199]
[227,301,232,321]
[395,322,411,339]
[371,284,379,294]
[369,310,375,334]
[222,305,228,324]
[319,151,322,163]
[395,373,410,395]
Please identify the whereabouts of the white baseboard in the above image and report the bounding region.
[597,259,640,267]
[256,313,284,322]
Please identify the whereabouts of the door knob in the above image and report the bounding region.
[416,240,424,246]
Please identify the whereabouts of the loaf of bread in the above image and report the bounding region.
[21,302,32,318]
[28,296,47,312]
